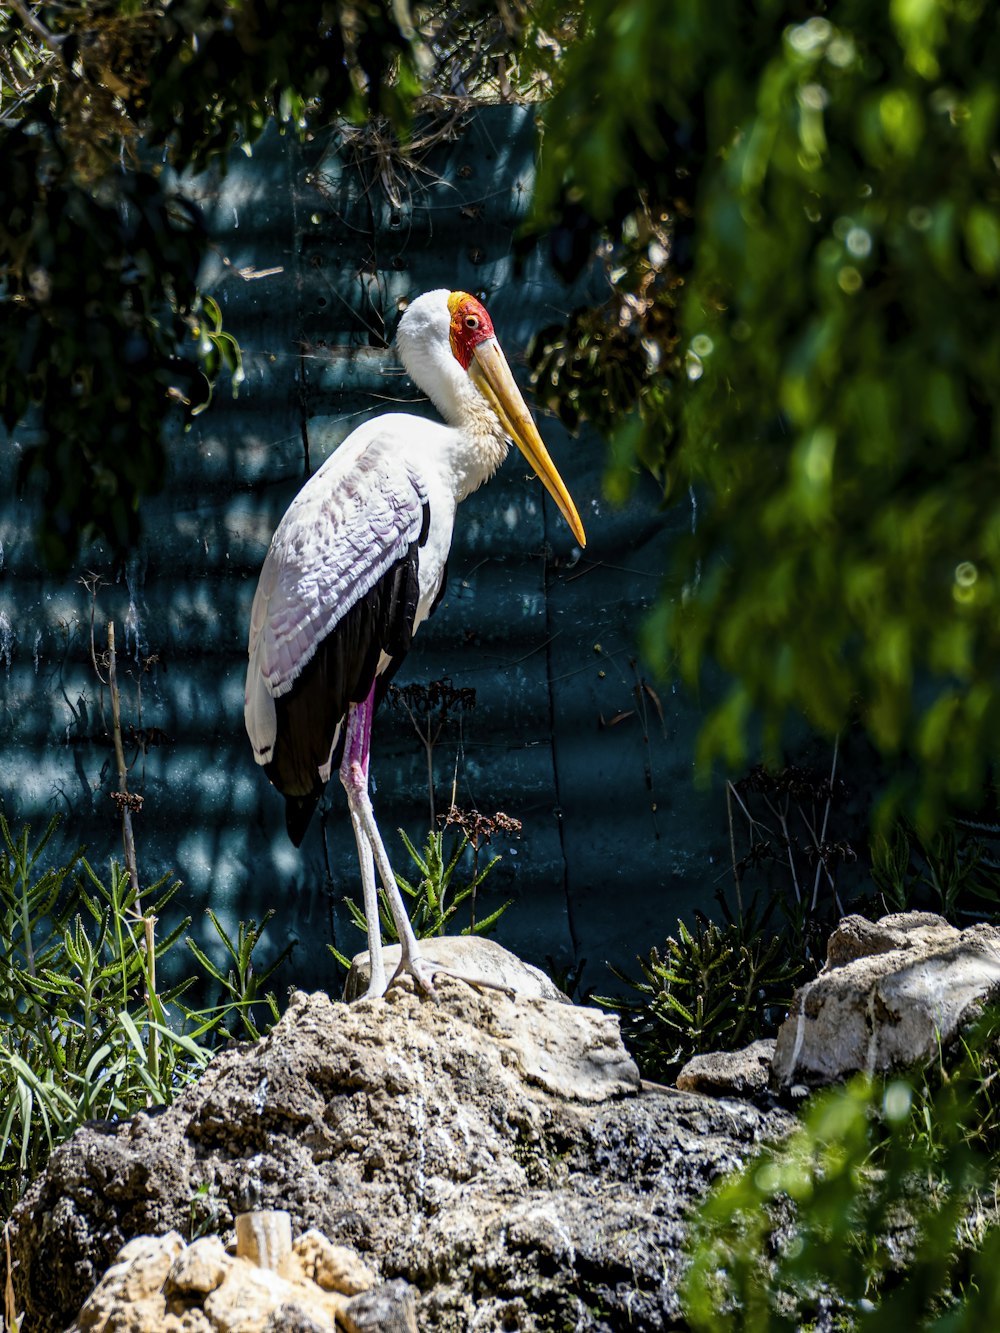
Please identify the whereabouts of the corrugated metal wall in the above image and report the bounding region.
[0,108,726,996]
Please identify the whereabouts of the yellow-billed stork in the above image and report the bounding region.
[244,289,586,997]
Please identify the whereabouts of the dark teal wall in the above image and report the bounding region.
[0,108,726,996]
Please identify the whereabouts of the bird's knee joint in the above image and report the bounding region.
[340,760,368,799]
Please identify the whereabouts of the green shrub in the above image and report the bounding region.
[683,1008,1000,1330]
[598,909,801,1082]
[0,816,287,1218]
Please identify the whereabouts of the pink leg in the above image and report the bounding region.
[340,687,434,996]
[342,687,374,781]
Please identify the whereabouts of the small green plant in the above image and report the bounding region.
[188,293,245,416]
[186,909,290,1041]
[907,1007,1000,1164]
[189,1180,226,1242]
[0,815,286,1219]
[598,909,801,1082]
[330,825,513,969]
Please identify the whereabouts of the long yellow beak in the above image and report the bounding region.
[470,338,587,548]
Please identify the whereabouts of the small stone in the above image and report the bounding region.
[823,912,955,969]
[344,936,569,1003]
[204,1266,299,1333]
[116,1233,186,1268]
[79,1232,185,1313]
[287,1230,375,1295]
[341,1280,417,1333]
[115,1232,186,1300]
[676,1039,776,1098]
[100,1295,170,1332]
[263,1303,334,1333]
[166,1235,230,1295]
[236,1210,293,1270]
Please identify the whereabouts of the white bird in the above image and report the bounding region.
[245,289,586,997]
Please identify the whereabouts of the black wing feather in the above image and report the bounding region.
[266,539,422,846]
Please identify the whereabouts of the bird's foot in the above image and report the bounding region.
[387,952,516,1000]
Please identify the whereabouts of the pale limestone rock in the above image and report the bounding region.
[287,1229,376,1295]
[68,1225,359,1333]
[165,1235,230,1295]
[482,987,640,1102]
[344,935,569,1003]
[114,1232,186,1300]
[236,1209,293,1270]
[823,911,957,968]
[76,1294,167,1333]
[116,1233,186,1267]
[74,1232,186,1330]
[773,912,1000,1088]
[203,1263,343,1333]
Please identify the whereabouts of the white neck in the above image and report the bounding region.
[396,290,509,501]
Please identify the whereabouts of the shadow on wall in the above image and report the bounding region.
[0,110,725,1001]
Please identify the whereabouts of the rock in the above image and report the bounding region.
[262,1306,333,1333]
[67,1223,356,1333]
[203,1262,343,1333]
[165,1235,230,1296]
[773,912,1000,1088]
[111,1232,186,1301]
[236,1209,293,1270]
[341,1279,417,1333]
[822,911,953,968]
[676,1039,776,1099]
[71,1232,190,1332]
[14,979,793,1332]
[344,934,570,1003]
[289,1230,376,1295]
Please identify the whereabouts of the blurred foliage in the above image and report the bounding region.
[527,0,1000,822]
[0,0,541,571]
[0,112,205,571]
[683,1007,1000,1330]
[871,811,1000,920]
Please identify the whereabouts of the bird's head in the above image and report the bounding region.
[398,289,586,548]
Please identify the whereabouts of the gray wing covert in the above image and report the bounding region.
[244,440,431,843]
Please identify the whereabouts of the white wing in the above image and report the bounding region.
[245,420,430,764]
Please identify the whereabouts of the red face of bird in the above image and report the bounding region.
[447,292,587,548]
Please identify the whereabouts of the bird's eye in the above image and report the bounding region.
[464,315,479,330]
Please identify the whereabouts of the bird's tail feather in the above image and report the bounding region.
[284,790,322,847]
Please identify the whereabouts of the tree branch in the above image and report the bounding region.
[8,0,66,62]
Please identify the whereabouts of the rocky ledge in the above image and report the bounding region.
[11,972,793,1332]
